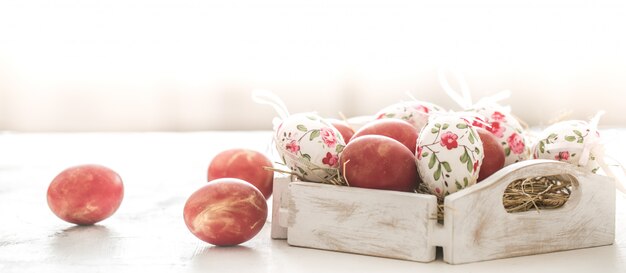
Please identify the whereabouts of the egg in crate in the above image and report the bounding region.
[375,100,445,132]
[416,114,484,198]
[274,113,346,182]
[468,106,530,166]
[533,117,603,173]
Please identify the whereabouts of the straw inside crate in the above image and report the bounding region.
[416,175,574,223]
[269,166,574,223]
[502,175,574,213]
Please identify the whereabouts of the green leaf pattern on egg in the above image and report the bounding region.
[274,113,346,182]
[532,120,602,173]
[416,116,484,198]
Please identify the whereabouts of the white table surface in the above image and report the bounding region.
[1,131,625,273]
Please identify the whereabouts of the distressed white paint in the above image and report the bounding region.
[271,176,290,239]
[274,159,616,264]
[442,159,615,264]
[285,182,438,262]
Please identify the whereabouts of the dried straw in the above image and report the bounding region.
[264,164,348,186]
[502,175,573,213]
[415,175,573,223]
[415,182,446,223]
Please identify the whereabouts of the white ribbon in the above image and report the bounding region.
[251,89,290,120]
[438,67,512,113]
[252,89,339,182]
[404,91,434,116]
[474,90,513,114]
[582,111,626,194]
[438,68,473,110]
[579,111,605,166]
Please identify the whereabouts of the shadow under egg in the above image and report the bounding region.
[190,244,265,271]
[48,225,121,262]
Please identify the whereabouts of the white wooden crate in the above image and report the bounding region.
[271,159,615,264]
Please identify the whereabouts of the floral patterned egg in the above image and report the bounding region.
[275,113,346,182]
[416,115,484,198]
[532,120,601,173]
[468,107,530,166]
[375,100,445,132]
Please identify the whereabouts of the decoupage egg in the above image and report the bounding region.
[416,115,484,198]
[532,120,602,173]
[468,107,530,166]
[275,113,346,182]
[375,100,445,132]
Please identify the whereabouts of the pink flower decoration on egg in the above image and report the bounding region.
[322,152,339,167]
[320,127,338,148]
[472,117,487,129]
[487,121,506,138]
[285,140,300,154]
[440,132,459,150]
[416,145,423,160]
[491,111,507,122]
[507,133,525,154]
[414,104,429,114]
[555,151,570,161]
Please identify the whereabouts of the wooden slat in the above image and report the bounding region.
[271,176,291,239]
[286,182,438,262]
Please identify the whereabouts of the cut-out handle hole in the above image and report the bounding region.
[502,174,577,213]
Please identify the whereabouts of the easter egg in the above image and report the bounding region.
[476,128,506,182]
[183,178,267,246]
[47,165,124,225]
[375,100,445,132]
[275,113,346,182]
[416,115,484,198]
[340,135,419,192]
[469,107,530,166]
[352,119,419,154]
[532,120,602,173]
[207,149,274,199]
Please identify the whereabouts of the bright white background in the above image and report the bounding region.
[0,0,624,131]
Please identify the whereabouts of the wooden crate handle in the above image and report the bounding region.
[448,159,586,216]
[440,159,615,264]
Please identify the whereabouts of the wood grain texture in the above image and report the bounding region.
[443,159,615,264]
[271,176,290,239]
[278,159,616,264]
[285,182,438,262]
